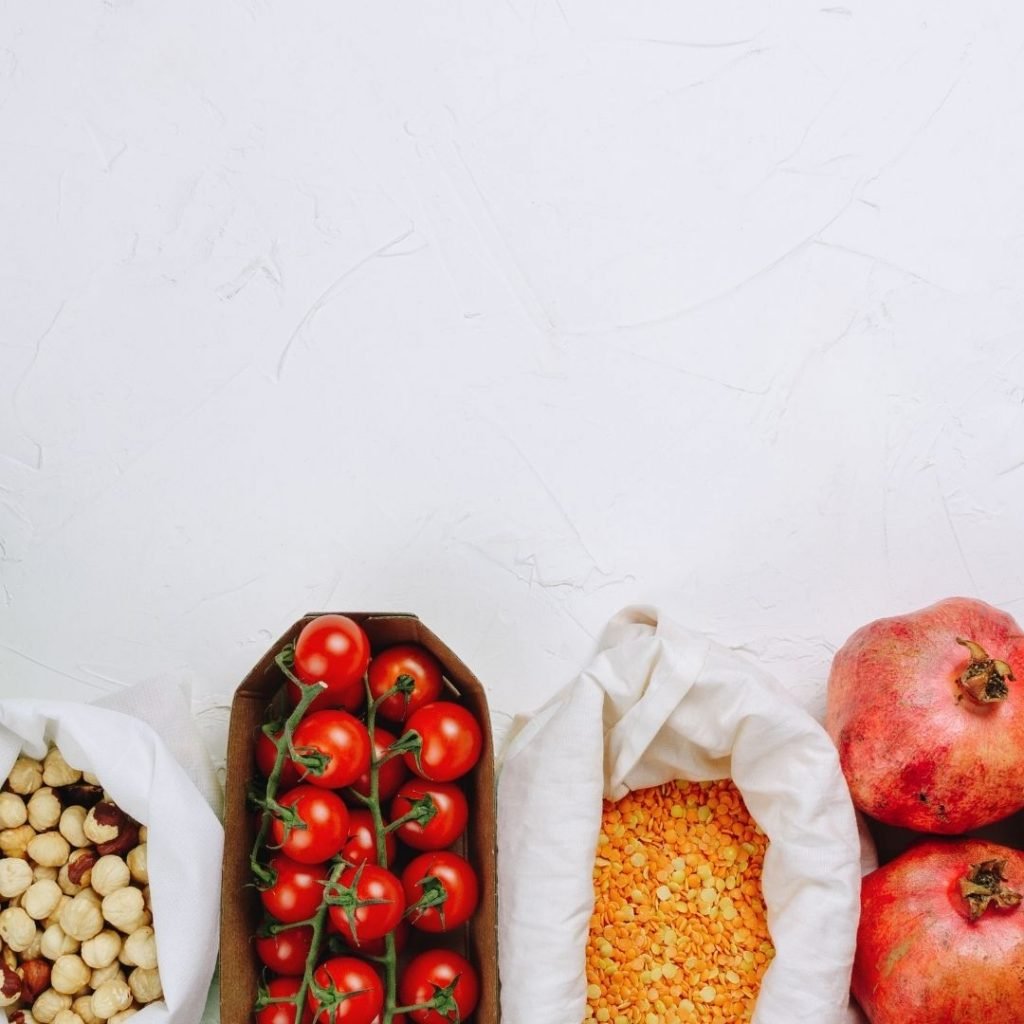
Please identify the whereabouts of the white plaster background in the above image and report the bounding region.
[2,0,1023,1019]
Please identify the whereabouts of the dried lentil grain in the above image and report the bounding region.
[586,780,773,1024]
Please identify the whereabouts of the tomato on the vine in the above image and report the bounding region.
[255,923,313,975]
[389,780,468,851]
[328,863,405,944]
[399,950,479,1024]
[350,727,408,801]
[307,957,383,1024]
[290,614,370,711]
[341,808,397,866]
[334,918,409,957]
[402,851,479,933]
[260,855,329,924]
[270,785,349,865]
[291,710,371,789]
[368,644,444,723]
[256,727,300,790]
[403,703,482,783]
[256,976,313,1024]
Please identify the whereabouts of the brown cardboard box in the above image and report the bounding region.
[220,612,498,1022]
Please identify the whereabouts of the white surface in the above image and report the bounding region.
[2,3,1024,727]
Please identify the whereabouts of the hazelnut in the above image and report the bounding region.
[65,850,97,890]
[50,955,90,996]
[81,931,121,970]
[27,789,62,833]
[24,926,44,960]
[27,832,71,868]
[119,927,156,970]
[1,823,38,859]
[107,1012,136,1024]
[88,964,123,989]
[124,847,146,887]
[40,923,79,960]
[126,966,160,1005]
[33,864,59,881]
[0,857,34,897]
[81,773,100,787]
[42,749,82,789]
[23,879,63,921]
[45,895,71,929]
[19,958,51,1001]
[72,997,101,1024]
[53,1012,86,1024]
[58,808,89,850]
[0,792,28,829]
[32,988,72,1024]
[90,978,131,1020]
[82,806,121,847]
[100,889,147,935]
[90,858,129,898]
[0,905,39,951]
[8,757,44,795]
[0,962,22,1007]
[59,894,103,942]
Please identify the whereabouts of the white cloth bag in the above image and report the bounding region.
[497,606,862,1024]
[0,699,224,1024]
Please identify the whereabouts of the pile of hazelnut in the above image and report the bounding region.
[0,746,162,1023]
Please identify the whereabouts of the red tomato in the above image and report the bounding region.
[403,703,482,783]
[368,645,444,723]
[399,950,479,1024]
[291,711,371,790]
[256,976,313,1024]
[307,957,383,1024]
[328,863,405,944]
[402,851,479,933]
[389,780,468,851]
[255,924,313,975]
[271,786,349,865]
[333,918,410,958]
[341,809,397,867]
[350,728,408,801]
[290,615,371,712]
[256,727,301,790]
[260,856,329,924]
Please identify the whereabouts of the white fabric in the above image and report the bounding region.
[0,698,224,1024]
[497,606,862,1024]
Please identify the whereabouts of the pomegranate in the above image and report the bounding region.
[854,839,1024,1023]
[826,597,1024,833]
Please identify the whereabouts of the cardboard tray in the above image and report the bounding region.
[220,612,498,1022]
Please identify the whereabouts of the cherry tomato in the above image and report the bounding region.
[389,780,468,851]
[255,923,313,975]
[399,950,479,1024]
[368,645,444,723]
[256,727,301,789]
[291,710,371,790]
[256,976,313,1024]
[290,615,371,712]
[341,809,397,867]
[333,918,410,957]
[260,855,329,923]
[307,957,383,1024]
[271,785,349,865]
[351,728,408,801]
[328,863,405,944]
[402,851,479,933]
[403,703,482,783]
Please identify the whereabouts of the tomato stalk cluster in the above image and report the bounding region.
[250,646,453,1024]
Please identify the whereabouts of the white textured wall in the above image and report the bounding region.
[2,1,1024,735]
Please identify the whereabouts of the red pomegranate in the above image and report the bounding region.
[826,597,1024,833]
[854,839,1024,1023]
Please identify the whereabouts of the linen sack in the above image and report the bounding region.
[497,606,862,1024]
[0,698,223,1024]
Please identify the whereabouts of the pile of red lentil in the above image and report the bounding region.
[585,779,774,1024]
